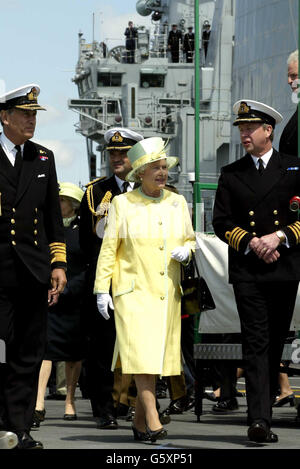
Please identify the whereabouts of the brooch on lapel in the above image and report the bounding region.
[287,167,299,171]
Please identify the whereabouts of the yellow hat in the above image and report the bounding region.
[126,137,178,182]
[59,182,84,203]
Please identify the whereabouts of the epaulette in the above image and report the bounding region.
[85,176,106,188]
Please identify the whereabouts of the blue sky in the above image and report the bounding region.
[0,0,151,186]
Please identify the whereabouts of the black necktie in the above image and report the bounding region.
[122,181,129,193]
[14,145,23,176]
[258,158,264,175]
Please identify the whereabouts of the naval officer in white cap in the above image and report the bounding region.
[0,84,67,449]
[79,127,143,429]
[213,99,300,443]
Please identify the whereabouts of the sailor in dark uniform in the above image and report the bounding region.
[168,24,183,63]
[0,84,67,449]
[213,99,300,443]
[124,21,138,64]
[183,27,195,63]
[279,49,298,157]
[79,127,143,429]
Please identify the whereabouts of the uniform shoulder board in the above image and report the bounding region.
[85,176,106,188]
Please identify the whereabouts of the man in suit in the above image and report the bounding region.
[213,99,300,443]
[0,84,67,449]
[279,49,298,156]
[168,24,182,63]
[183,27,195,63]
[79,127,143,429]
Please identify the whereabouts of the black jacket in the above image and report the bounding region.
[279,109,298,157]
[213,150,300,283]
[79,176,121,272]
[0,139,66,286]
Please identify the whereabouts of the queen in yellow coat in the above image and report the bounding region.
[94,137,195,442]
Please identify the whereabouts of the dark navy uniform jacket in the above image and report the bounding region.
[213,149,300,283]
[0,138,66,286]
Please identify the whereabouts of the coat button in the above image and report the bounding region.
[160,296,165,300]
[273,210,278,215]
[34,241,38,246]
[11,241,16,246]
[159,246,164,250]
[35,208,38,213]
[249,211,254,216]
[160,271,164,275]
[274,220,279,226]
[252,232,257,236]
[11,219,15,224]
[250,221,255,226]
[34,219,38,225]
[158,221,162,225]
[34,230,38,235]
[12,208,16,213]
[11,230,15,235]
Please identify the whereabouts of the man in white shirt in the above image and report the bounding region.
[213,100,300,443]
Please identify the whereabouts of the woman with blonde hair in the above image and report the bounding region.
[94,137,195,442]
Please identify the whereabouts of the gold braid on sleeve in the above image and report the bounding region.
[49,242,67,264]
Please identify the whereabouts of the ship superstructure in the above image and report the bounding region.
[69,0,298,230]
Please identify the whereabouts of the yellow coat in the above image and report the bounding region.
[94,187,195,376]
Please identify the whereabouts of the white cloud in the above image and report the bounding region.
[95,6,152,49]
[37,105,64,126]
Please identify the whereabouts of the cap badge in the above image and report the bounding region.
[112,131,123,143]
[239,102,250,114]
[27,87,38,102]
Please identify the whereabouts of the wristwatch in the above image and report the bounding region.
[276,230,286,244]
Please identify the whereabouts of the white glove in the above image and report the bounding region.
[96,293,114,320]
[171,246,190,263]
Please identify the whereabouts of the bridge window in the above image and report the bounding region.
[140,73,165,88]
[98,72,122,87]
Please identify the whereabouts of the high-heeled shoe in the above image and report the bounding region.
[132,425,150,441]
[272,394,295,407]
[63,413,77,420]
[146,426,168,443]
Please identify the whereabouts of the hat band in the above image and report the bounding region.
[131,150,167,171]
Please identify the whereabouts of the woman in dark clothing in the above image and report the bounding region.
[34,183,87,422]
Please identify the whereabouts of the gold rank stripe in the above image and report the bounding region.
[288,221,300,244]
[49,242,67,264]
[229,227,248,251]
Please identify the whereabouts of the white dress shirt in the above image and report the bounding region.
[114,175,134,192]
[0,132,24,166]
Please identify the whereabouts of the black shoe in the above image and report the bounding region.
[156,389,167,399]
[247,423,268,443]
[125,406,135,422]
[31,416,40,429]
[34,409,46,422]
[97,414,118,429]
[212,398,239,413]
[204,391,219,402]
[163,397,186,415]
[184,395,195,411]
[132,425,150,441]
[63,414,77,421]
[272,394,295,407]
[265,430,279,443]
[16,432,43,449]
[146,426,168,443]
[159,411,171,425]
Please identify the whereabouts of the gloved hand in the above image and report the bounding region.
[171,246,190,263]
[96,293,114,320]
